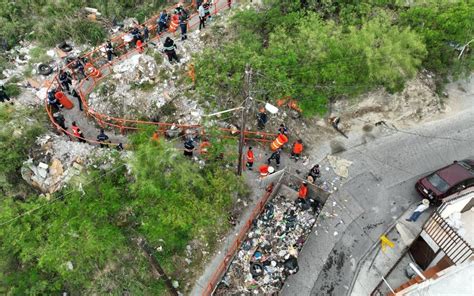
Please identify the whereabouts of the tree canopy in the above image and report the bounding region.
[195,0,472,116]
[0,128,246,294]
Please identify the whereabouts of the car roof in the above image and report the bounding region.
[437,161,474,186]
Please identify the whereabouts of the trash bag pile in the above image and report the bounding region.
[214,194,322,295]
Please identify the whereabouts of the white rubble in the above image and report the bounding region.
[21,133,123,193]
[88,29,208,125]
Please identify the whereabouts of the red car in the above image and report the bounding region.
[416,159,474,205]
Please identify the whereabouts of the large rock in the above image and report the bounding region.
[49,158,64,182]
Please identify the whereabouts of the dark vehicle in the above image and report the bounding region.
[416,159,474,205]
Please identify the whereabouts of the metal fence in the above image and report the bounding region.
[423,212,473,265]
[45,0,277,145]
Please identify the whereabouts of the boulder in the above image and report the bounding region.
[49,158,64,182]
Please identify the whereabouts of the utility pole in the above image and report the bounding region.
[237,64,251,176]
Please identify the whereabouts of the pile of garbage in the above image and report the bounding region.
[88,29,208,124]
[214,194,321,295]
[21,133,123,193]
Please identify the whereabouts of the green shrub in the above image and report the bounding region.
[399,1,474,78]
[3,83,21,97]
[130,81,157,92]
[0,105,47,192]
[0,127,246,294]
[29,47,49,64]
[159,101,177,116]
[70,19,107,45]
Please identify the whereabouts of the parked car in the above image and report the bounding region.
[416,159,474,205]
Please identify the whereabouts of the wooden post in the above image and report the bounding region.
[237,64,251,176]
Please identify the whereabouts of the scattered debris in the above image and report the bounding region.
[327,155,352,179]
[21,133,124,193]
[88,30,208,124]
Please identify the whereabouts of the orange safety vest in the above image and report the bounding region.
[293,142,303,154]
[187,64,196,83]
[298,185,308,199]
[247,150,254,163]
[136,40,144,52]
[71,126,81,137]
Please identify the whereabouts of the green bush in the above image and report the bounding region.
[0,105,47,192]
[3,83,21,97]
[28,47,49,64]
[70,19,107,45]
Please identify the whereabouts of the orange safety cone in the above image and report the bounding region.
[270,133,288,151]
[199,140,211,154]
[169,14,179,32]
[288,100,302,113]
[85,62,102,79]
[151,130,160,142]
[54,91,74,109]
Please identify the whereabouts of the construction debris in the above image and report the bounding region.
[88,29,208,124]
[214,194,322,295]
[21,133,124,193]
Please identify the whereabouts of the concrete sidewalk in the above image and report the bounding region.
[281,170,421,296]
[351,205,433,295]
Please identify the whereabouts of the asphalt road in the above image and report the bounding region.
[282,78,474,296]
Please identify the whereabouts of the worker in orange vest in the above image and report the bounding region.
[291,139,304,161]
[71,121,86,143]
[246,147,254,170]
[298,181,308,200]
[136,39,144,53]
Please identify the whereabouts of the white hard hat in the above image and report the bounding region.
[422,199,429,206]
[268,166,275,173]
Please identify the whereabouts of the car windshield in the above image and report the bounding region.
[458,161,474,173]
[427,173,450,193]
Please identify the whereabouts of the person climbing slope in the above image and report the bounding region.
[163,37,179,63]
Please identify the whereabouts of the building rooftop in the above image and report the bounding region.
[400,259,474,295]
